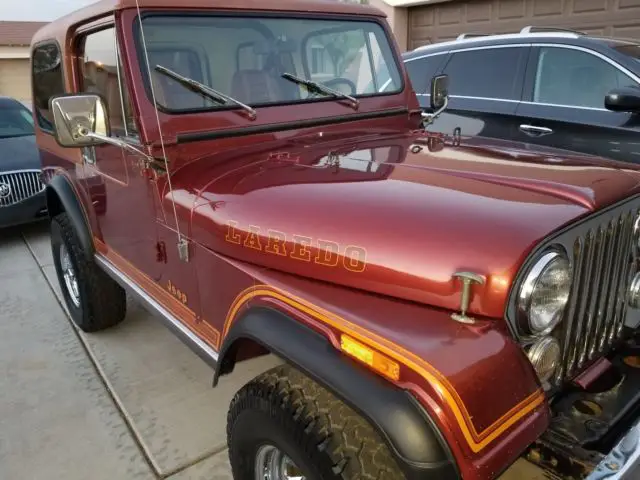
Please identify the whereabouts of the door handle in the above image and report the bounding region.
[519,124,553,137]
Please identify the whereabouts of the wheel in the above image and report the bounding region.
[50,212,126,332]
[227,365,404,480]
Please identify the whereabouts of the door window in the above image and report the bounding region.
[532,47,638,109]
[442,47,526,100]
[79,27,138,137]
[32,42,65,132]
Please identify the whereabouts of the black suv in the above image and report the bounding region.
[402,26,640,164]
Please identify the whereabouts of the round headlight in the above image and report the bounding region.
[527,336,560,383]
[518,251,571,336]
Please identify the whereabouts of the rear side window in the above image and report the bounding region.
[32,42,65,132]
[442,47,526,100]
[404,53,446,94]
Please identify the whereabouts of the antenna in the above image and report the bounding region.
[133,0,189,262]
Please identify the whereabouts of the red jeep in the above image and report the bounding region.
[32,1,640,479]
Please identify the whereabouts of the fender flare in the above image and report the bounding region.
[46,174,94,255]
[216,306,460,480]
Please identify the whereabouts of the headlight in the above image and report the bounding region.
[517,250,571,336]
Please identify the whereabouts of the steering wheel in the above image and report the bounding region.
[321,78,357,95]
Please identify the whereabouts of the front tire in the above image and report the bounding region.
[51,212,126,332]
[227,365,404,480]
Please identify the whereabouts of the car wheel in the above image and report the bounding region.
[227,365,404,480]
[51,212,126,332]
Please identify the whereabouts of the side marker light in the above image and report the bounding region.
[340,334,400,382]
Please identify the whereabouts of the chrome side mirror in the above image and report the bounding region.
[422,74,449,128]
[50,94,110,148]
[49,93,166,172]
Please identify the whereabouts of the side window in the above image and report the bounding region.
[442,47,526,100]
[80,27,137,137]
[533,47,638,109]
[404,54,445,94]
[32,42,65,132]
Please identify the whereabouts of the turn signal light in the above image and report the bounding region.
[340,334,400,381]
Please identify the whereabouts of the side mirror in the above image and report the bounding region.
[430,74,449,111]
[49,93,166,173]
[50,94,110,148]
[422,74,449,128]
[605,87,640,113]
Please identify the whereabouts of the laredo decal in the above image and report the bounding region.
[225,221,367,272]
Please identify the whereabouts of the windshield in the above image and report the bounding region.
[0,103,34,138]
[134,15,403,112]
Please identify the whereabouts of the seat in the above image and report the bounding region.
[230,69,282,105]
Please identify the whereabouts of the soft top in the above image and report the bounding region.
[32,0,385,46]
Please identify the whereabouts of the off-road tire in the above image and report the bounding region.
[50,212,126,332]
[227,364,405,480]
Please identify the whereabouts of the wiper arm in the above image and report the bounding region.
[282,73,359,110]
[154,65,257,120]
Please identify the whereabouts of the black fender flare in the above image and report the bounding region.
[46,174,94,255]
[216,306,460,480]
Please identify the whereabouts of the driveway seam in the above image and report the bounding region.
[162,445,228,479]
[23,232,162,479]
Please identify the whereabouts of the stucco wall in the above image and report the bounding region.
[370,0,409,52]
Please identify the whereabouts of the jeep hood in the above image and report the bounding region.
[169,132,640,319]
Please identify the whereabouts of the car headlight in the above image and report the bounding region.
[517,250,571,336]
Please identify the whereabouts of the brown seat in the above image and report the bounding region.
[230,69,282,105]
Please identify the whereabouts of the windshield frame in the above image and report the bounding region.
[132,11,405,116]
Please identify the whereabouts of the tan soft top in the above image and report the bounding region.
[32,0,386,46]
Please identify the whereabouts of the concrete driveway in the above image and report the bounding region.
[0,221,281,480]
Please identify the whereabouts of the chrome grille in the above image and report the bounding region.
[0,170,45,207]
[554,208,638,384]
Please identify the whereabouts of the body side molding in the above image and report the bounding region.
[95,254,220,368]
[216,306,460,480]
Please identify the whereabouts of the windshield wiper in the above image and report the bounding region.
[154,65,257,120]
[281,73,359,110]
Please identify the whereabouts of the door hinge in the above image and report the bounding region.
[155,241,167,263]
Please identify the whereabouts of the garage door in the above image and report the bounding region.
[409,0,640,50]
[0,59,31,104]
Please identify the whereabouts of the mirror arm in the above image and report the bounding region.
[83,132,168,173]
[421,96,449,128]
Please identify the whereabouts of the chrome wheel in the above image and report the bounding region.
[60,243,80,308]
[255,445,305,480]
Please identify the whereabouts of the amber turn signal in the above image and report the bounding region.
[340,334,400,382]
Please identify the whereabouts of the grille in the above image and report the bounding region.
[0,170,45,207]
[554,207,639,384]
